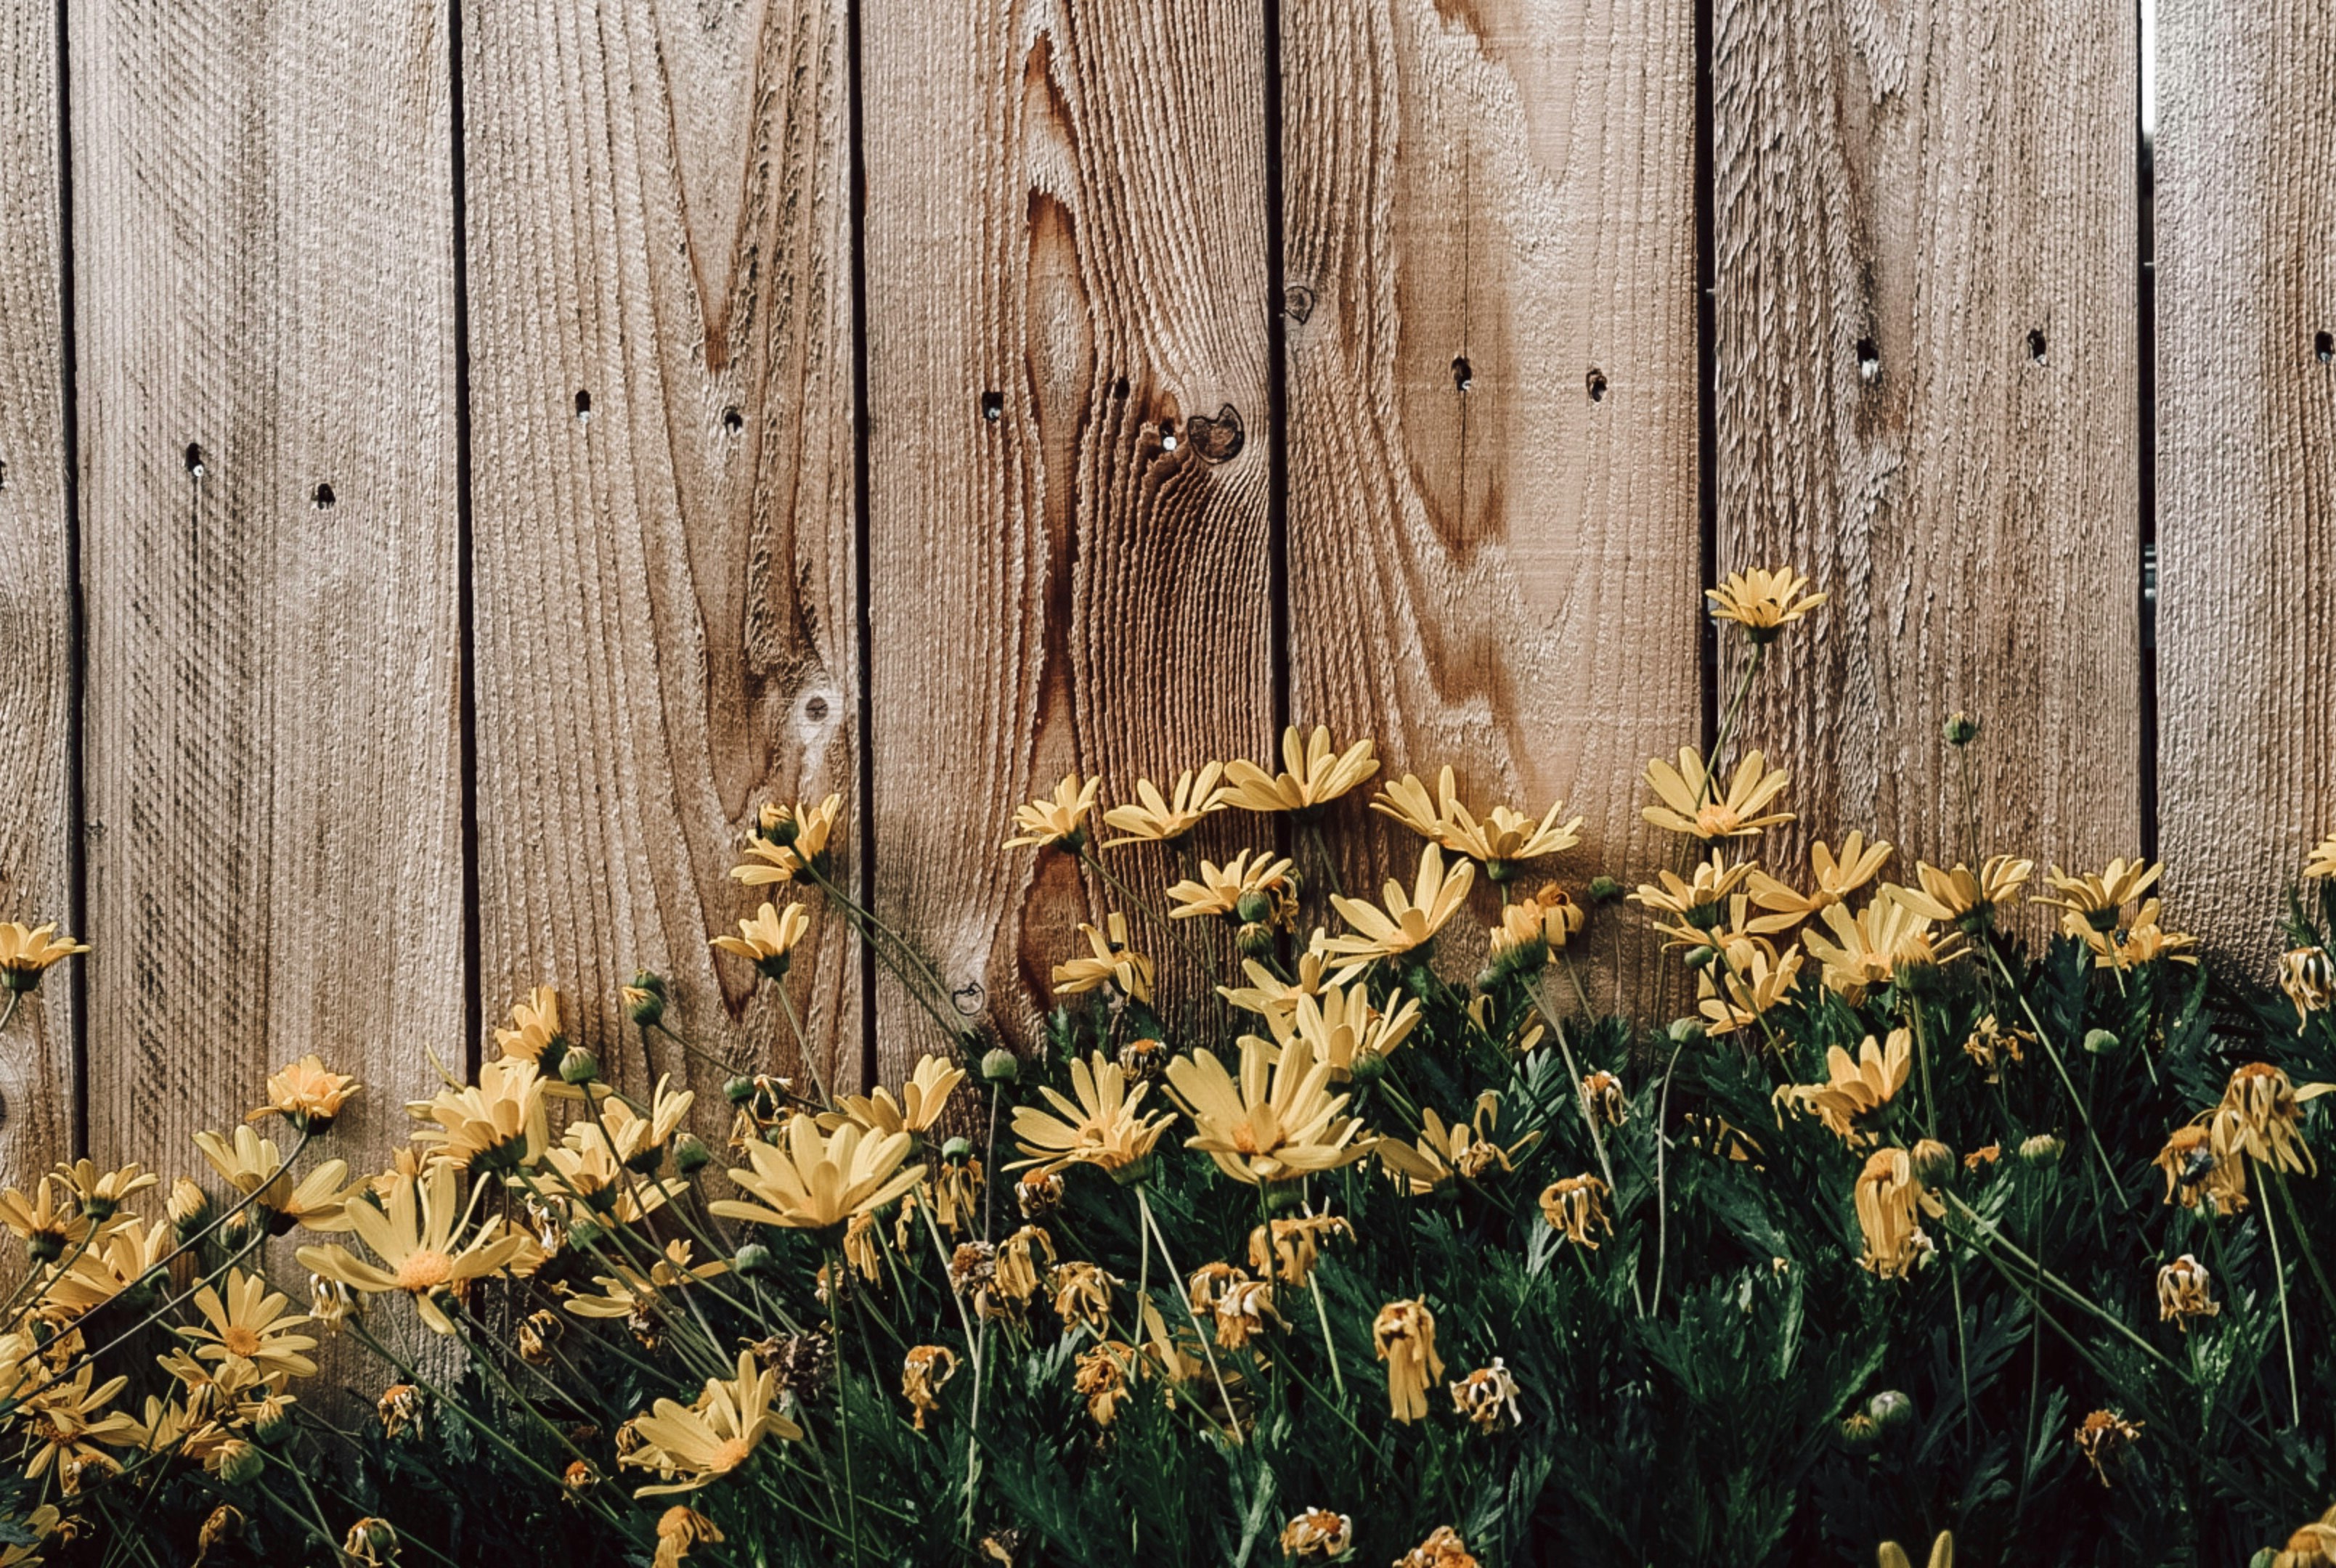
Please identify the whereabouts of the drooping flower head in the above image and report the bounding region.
[2157,1253,2220,1330]
[1372,1298,1445,1424]
[2211,1063,2324,1175]
[1537,1175,1613,1249]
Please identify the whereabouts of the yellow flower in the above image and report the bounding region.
[2077,902,2198,971]
[1247,1212,1351,1286]
[406,1058,550,1172]
[248,1055,361,1131]
[1799,894,1959,1000]
[1634,854,1788,952]
[1371,767,1582,876]
[839,1054,965,1136]
[733,793,843,886]
[1526,882,1586,951]
[1165,850,1297,924]
[1640,748,1792,841]
[1244,983,1420,1082]
[1218,947,1333,1023]
[1279,1508,1353,1559]
[1696,942,1804,1035]
[1320,844,1475,968]
[295,1164,526,1335]
[1001,773,1100,851]
[2211,1062,2328,1175]
[621,1349,798,1497]
[994,1225,1056,1307]
[1100,765,1227,848]
[494,986,566,1066]
[49,1159,158,1218]
[1852,1148,1932,1280]
[711,1114,925,1230]
[1221,726,1378,817]
[2072,1408,2143,1486]
[190,1127,362,1230]
[1166,1037,1374,1186]
[1372,1298,1445,1424]
[2156,1253,2219,1329]
[1380,1093,1539,1195]
[2032,857,2162,926]
[1897,857,2035,925]
[654,1506,724,1568]
[1051,913,1154,1005]
[2282,947,2334,1032]
[563,1240,728,1324]
[1775,1030,1912,1146]
[1747,833,1892,920]
[1449,1358,1523,1432]
[1538,1174,1613,1249]
[1705,566,1825,640]
[1875,1533,1953,1568]
[2308,835,2336,881]
[900,1344,958,1431]
[18,1365,139,1484]
[179,1267,317,1381]
[2274,1508,2336,1568]
[711,901,813,981]
[1009,1053,1173,1179]
[0,923,88,993]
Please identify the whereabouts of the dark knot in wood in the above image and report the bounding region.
[1184,404,1244,464]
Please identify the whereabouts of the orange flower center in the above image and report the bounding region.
[1694,804,1738,836]
[711,1437,752,1472]
[220,1326,264,1358]
[394,1251,455,1292]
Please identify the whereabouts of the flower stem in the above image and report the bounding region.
[1137,1187,1240,1444]
[1529,975,1643,1318]
[1306,1267,1348,1402]
[2258,1175,2303,1427]
[1981,940,2125,1225]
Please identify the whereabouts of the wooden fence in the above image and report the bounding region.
[0,0,2327,1189]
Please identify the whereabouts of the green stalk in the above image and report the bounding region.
[1981,941,2125,1222]
[2257,1175,2303,1427]
[1137,1187,1240,1444]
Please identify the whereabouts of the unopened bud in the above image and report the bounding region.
[623,973,667,1027]
[2083,1028,2123,1055]
[1667,1018,1707,1046]
[1943,712,1981,747]
[2018,1133,2064,1166]
[1865,1389,1916,1433]
[211,1439,264,1486]
[733,1243,774,1278]
[1838,1411,1881,1455]
[559,1049,601,1085]
[168,1177,211,1233]
[1587,875,1624,905]
[942,1136,975,1164]
[1236,921,1278,959]
[251,1395,293,1445]
[1348,1050,1390,1086]
[1234,889,1275,926]
[724,1075,758,1105]
[1911,1139,1956,1190]
[980,1048,1020,1084]
[672,1134,712,1175]
[343,1518,399,1564]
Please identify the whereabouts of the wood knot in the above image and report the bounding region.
[1282,285,1316,324]
[1184,404,1245,463]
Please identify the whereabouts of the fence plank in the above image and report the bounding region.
[1281,0,1701,1001]
[465,0,860,1098]
[2157,0,2336,966]
[70,1,463,1164]
[1712,1,2141,883]
[0,0,76,1182]
[863,1,1275,1073]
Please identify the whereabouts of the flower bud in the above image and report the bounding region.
[1837,1411,1882,1455]
[1348,1050,1391,1086]
[942,1136,975,1164]
[1865,1389,1916,1433]
[724,1075,758,1104]
[1236,920,1279,959]
[1234,889,1276,926]
[1587,875,1624,905]
[1911,1139,1956,1190]
[2082,1028,2123,1055]
[1895,956,1942,997]
[1943,712,1981,747]
[1682,946,1717,973]
[672,1133,712,1175]
[733,1243,774,1278]
[559,1049,601,1085]
[567,1217,606,1253]
[623,973,667,1027]
[1667,1018,1707,1046]
[980,1048,1020,1084]
[211,1438,264,1486]
[168,1177,211,1237]
[251,1395,293,1445]
[2018,1133,2064,1166]
[219,1209,261,1252]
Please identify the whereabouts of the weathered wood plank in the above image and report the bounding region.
[70,1,463,1162]
[465,0,860,1095]
[0,0,77,1181]
[2157,0,2336,965]
[863,0,1276,1072]
[1281,0,1702,1000]
[1712,0,2141,884]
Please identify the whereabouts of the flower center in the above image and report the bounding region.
[1694,804,1737,836]
[394,1251,455,1292]
[711,1437,752,1472]
[220,1326,264,1358]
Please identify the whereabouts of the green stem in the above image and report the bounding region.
[1529,975,1643,1317]
[1305,1267,1348,1402]
[1137,1187,1240,1443]
[2258,1175,2303,1427]
[2271,1168,2336,1323]
[1982,942,2124,1225]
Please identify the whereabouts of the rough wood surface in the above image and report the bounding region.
[863,0,1275,1073]
[1712,0,2141,887]
[70,0,463,1167]
[2156,0,2336,967]
[1281,0,1701,1001]
[0,0,77,1182]
[465,0,860,1097]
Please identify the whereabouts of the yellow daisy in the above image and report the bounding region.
[1101,765,1228,848]
[248,1055,361,1131]
[0,923,89,993]
[1008,1053,1173,1179]
[733,793,844,886]
[711,901,813,981]
[2307,834,2336,881]
[1002,774,1100,851]
[1165,849,1298,924]
[1706,567,1826,640]
[1221,727,1378,817]
[1747,833,1892,920]
[190,1127,363,1232]
[178,1267,317,1381]
[1051,914,1154,1005]
[406,1058,550,1173]
[1165,1037,1374,1186]
[1799,894,1960,1001]
[295,1164,524,1335]
[1775,1031,1911,1146]
[1372,767,1583,877]
[620,1349,799,1497]
[493,986,566,1064]
[710,1114,925,1230]
[1320,844,1475,968]
[1641,748,1793,841]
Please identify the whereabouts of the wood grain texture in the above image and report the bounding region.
[863,0,1275,1071]
[1712,0,2141,883]
[0,0,77,1182]
[465,0,860,1096]
[2156,0,2336,967]
[70,0,463,1165]
[1280,0,1701,997]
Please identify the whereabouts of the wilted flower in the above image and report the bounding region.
[1247,1212,1351,1286]
[1775,1030,1910,1146]
[2279,947,2334,1033]
[2212,1063,2322,1175]
[2154,1122,2247,1215]
[1537,1175,1612,1249]
[1960,1015,2028,1082]
[1449,1358,1522,1432]
[1049,1261,1118,1334]
[1100,764,1227,848]
[1394,1525,1478,1568]
[1052,913,1155,1005]
[1279,1507,1354,1559]
[653,1506,723,1568]
[1014,1169,1064,1217]
[1875,1532,1953,1568]
[341,1518,399,1568]
[2072,1408,2143,1486]
[378,1384,423,1440]
[309,1274,360,1332]
[1705,566,1824,641]
[1002,773,1101,852]
[2274,1506,2336,1568]
[1220,726,1377,817]
[1580,1071,1628,1127]
[1073,1342,1136,1428]
[901,1344,959,1431]
[1852,1148,1932,1281]
[2157,1254,2220,1329]
[1372,1298,1445,1423]
[1641,748,1792,841]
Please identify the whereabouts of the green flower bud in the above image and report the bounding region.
[1473,967,1505,995]
[624,973,668,1027]
[2018,1133,2064,1166]
[1235,921,1279,959]
[2083,1028,2123,1055]
[672,1134,712,1175]
[1234,890,1275,926]
[251,1397,293,1445]
[1587,876,1624,905]
[733,1243,774,1278]
[1348,1050,1390,1086]
[1911,1138,1956,1190]
[1943,712,1981,747]
[1682,946,1718,972]
[1667,1018,1707,1046]
[1838,1411,1882,1455]
[212,1439,264,1486]
[559,1049,601,1086]
[1865,1389,1916,1433]
[725,1075,758,1105]
[980,1048,1020,1084]
[942,1136,975,1164]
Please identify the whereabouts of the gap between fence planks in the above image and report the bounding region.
[2156,0,2336,971]
[0,0,76,1185]
[465,0,860,1104]
[1281,0,1702,1008]
[68,0,463,1170]
[862,0,1277,1079]
[1712,0,2143,900]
